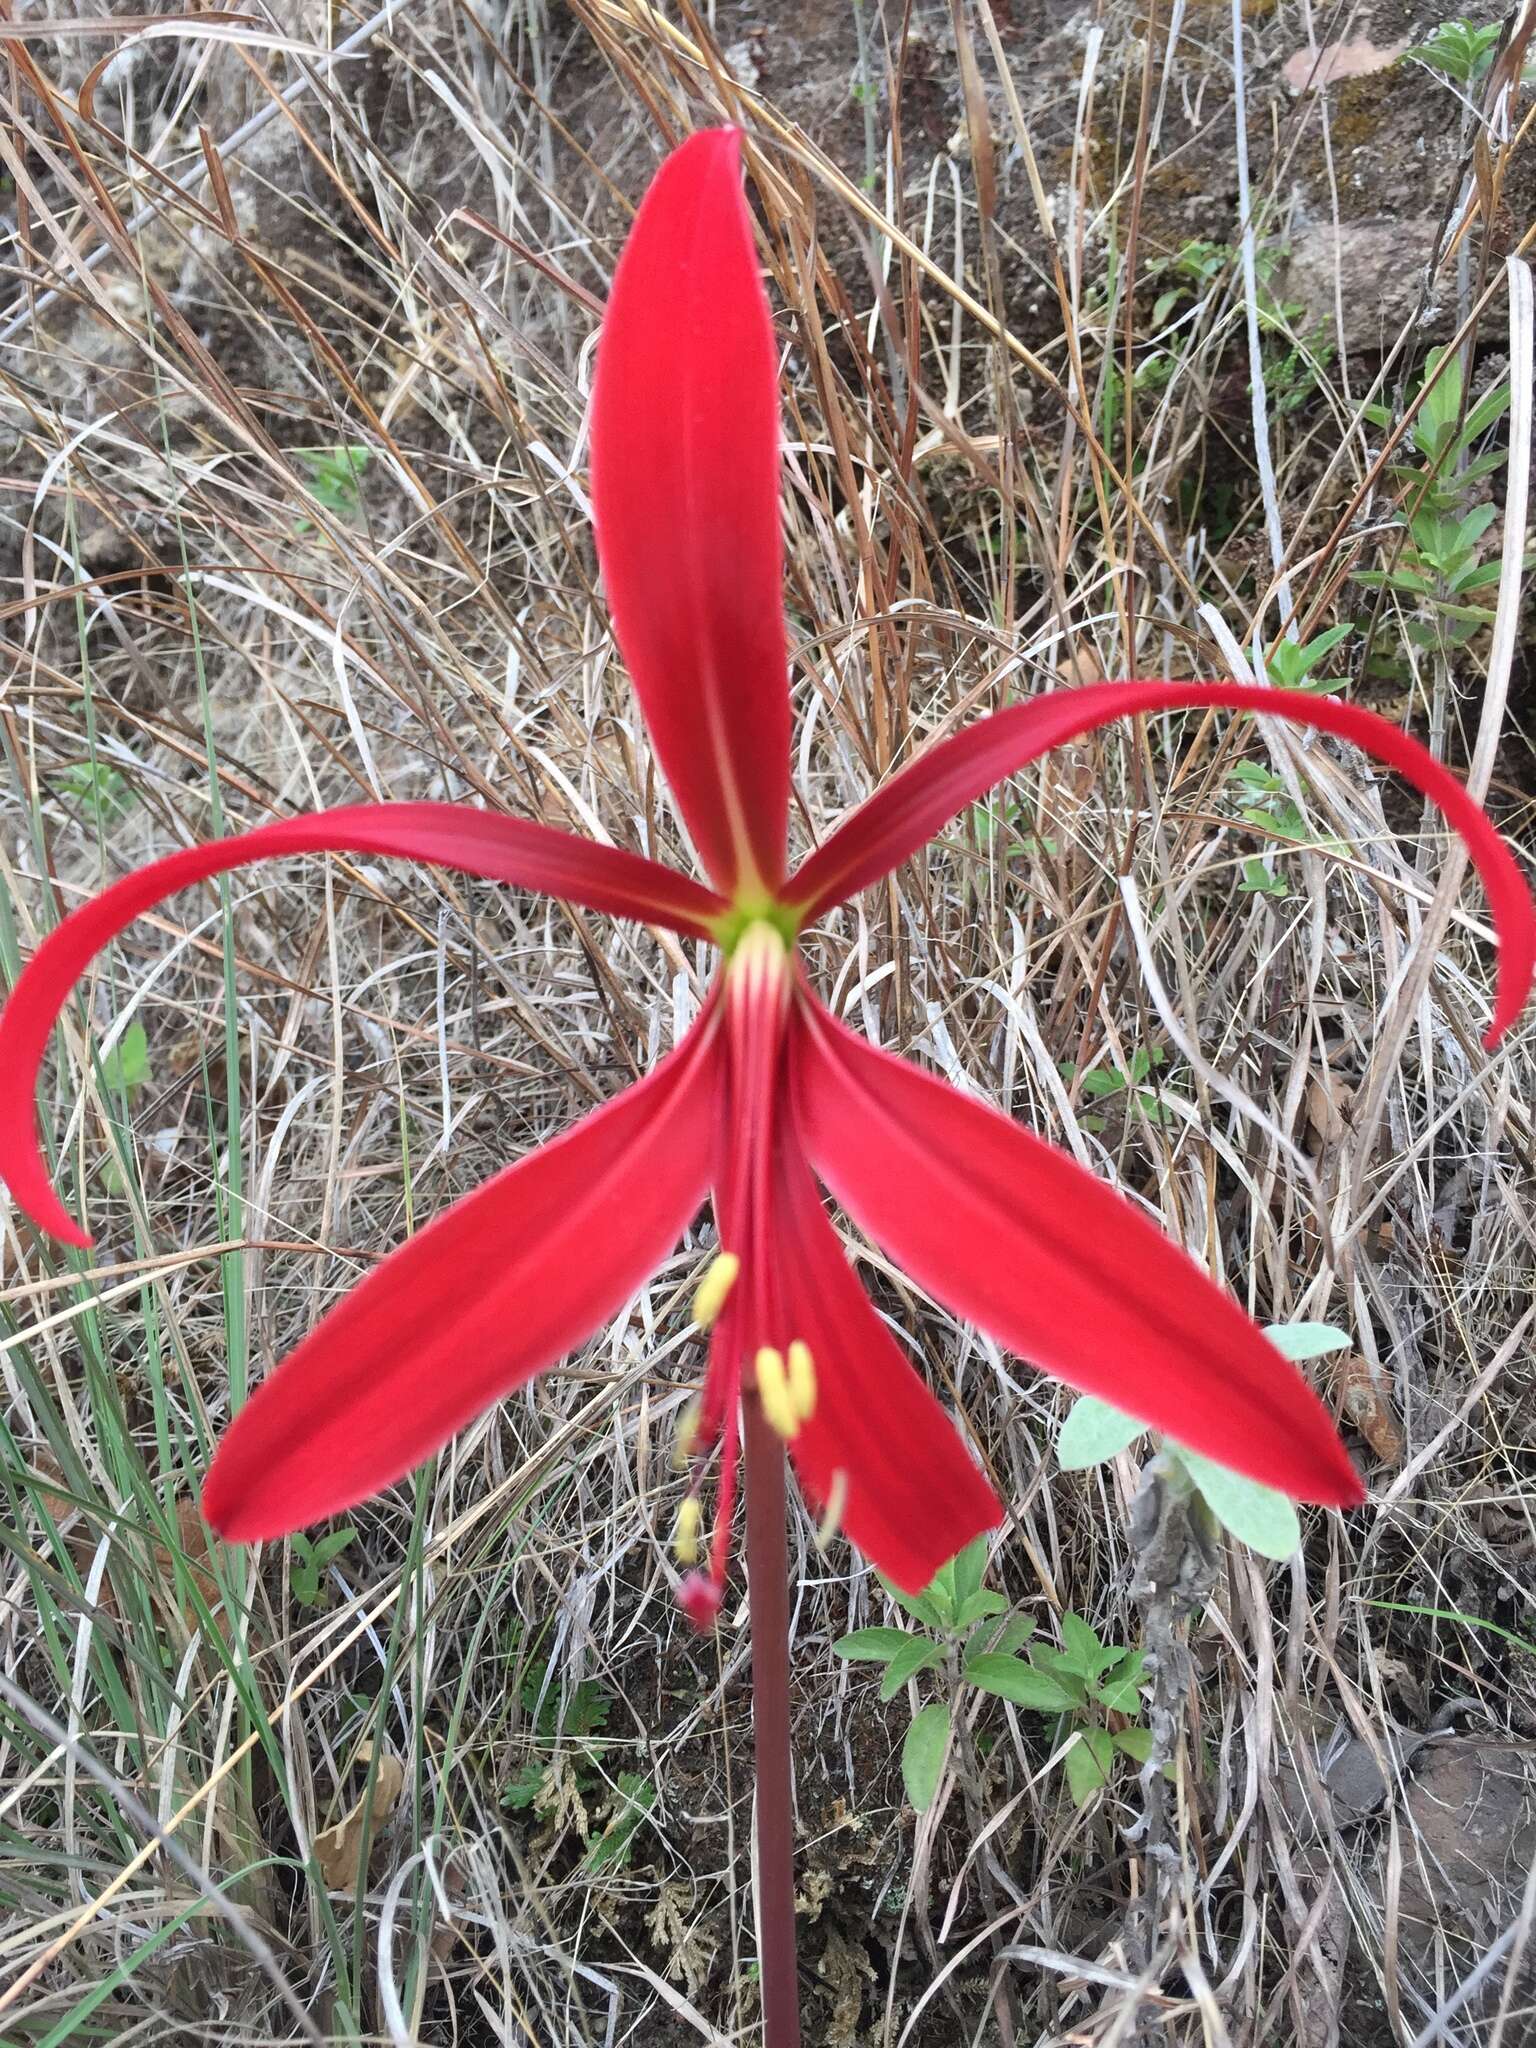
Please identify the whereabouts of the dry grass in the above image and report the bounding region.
[1,2,1534,2042]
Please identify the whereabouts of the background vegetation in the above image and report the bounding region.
[1,1,1532,2041]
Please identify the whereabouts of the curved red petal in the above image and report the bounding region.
[794,999,1365,1508]
[789,682,1534,1046]
[0,803,722,1247]
[202,1015,720,1541]
[771,1113,1002,1593]
[591,127,790,896]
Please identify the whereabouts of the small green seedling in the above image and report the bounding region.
[1059,1047,1179,1130]
[1405,17,1507,87]
[296,444,371,530]
[965,1614,1152,1806]
[584,1770,658,1874]
[289,1525,358,1607]
[835,1535,1154,1812]
[58,760,135,822]
[1260,624,1353,693]
[1355,349,1524,671]
[99,1021,151,1100]
[1058,1322,1353,1559]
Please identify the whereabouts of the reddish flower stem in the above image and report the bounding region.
[742,1391,801,2047]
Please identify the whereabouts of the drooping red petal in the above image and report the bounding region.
[794,997,1365,1508]
[0,803,723,1247]
[590,127,790,897]
[771,1111,1002,1593]
[201,1013,721,1542]
[788,682,1535,1046]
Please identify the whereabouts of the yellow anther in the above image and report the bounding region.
[815,1470,849,1552]
[674,1495,703,1566]
[672,1397,701,1471]
[692,1252,740,1329]
[786,1340,817,1424]
[754,1346,801,1440]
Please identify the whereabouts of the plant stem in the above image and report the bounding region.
[742,1391,801,2047]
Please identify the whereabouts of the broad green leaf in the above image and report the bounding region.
[1113,1726,1155,1763]
[100,1021,151,1097]
[902,1704,951,1812]
[1059,1613,1106,1677]
[964,1654,1080,1711]
[312,1526,358,1570]
[1057,1395,1145,1470]
[1262,1321,1350,1361]
[950,1534,989,1610]
[954,1589,1007,1628]
[1174,1449,1301,1559]
[834,1627,912,1664]
[991,1615,1037,1657]
[876,1571,946,1633]
[1063,1728,1115,1806]
[879,1639,944,1702]
[1096,1652,1148,1713]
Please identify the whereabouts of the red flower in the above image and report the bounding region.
[2,131,1531,1619]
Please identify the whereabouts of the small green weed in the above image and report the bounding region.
[835,1536,1154,1811]
[288,1525,359,1607]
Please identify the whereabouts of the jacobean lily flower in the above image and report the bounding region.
[2,131,1530,1622]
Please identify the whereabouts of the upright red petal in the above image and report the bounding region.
[590,127,790,897]
[0,803,723,1248]
[794,999,1365,1507]
[202,1015,721,1541]
[771,1119,1002,1593]
[788,682,1534,1046]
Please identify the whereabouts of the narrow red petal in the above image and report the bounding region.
[771,1114,1002,1593]
[591,127,790,896]
[794,998,1365,1508]
[788,682,1534,1046]
[202,1015,720,1541]
[0,803,722,1247]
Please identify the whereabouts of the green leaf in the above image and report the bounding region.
[1058,1395,1146,1470]
[502,1762,548,1811]
[964,1654,1080,1710]
[1261,1321,1351,1361]
[1450,559,1512,595]
[876,1571,946,1633]
[1027,1650,1091,1701]
[1096,1652,1148,1712]
[1264,623,1353,688]
[1113,1726,1155,1763]
[879,1639,945,1702]
[990,1615,1037,1657]
[100,1022,151,1097]
[1173,1449,1301,1559]
[950,1534,989,1610]
[311,1526,358,1571]
[954,1589,1007,1628]
[1241,856,1288,897]
[1058,1613,1106,1677]
[1453,502,1498,550]
[1063,1728,1115,1805]
[902,1704,951,1812]
[834,1627,913,1664]
[584,1772,657,1873]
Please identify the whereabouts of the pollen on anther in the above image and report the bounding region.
[673,1397,701,1470]
[816,1470,849,1551]
[754,1346,800,1440]
[786,1339,817,1423]
[674,1495,703,1566]
[692,1251,740,1328]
